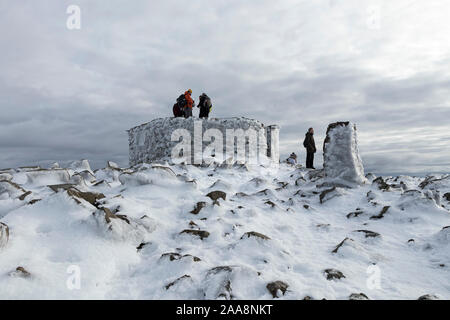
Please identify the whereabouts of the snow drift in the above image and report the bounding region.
[0,159,449,299]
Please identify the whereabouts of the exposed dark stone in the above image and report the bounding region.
[180,229,210,240]
[304,205,309,209]
[12,266,31,278]
[94,207,130,225]
[444,193,450,201]
[277,182,289,189]
[264,200,276,208]
[349,293,369,300]
[165,275,191,290]
[189,221,198,228]
[27,199,42,205]
[303,296,313,300]
[373,177,390,191]
[209,266,233,273]
[319,187,337,204]
[190,202,207,215]
[355,230,381,238]
[161,252,182,261]
[408,239,415,243]
[67,189,105,208]
[164,253,202,262]
[49,184,105,208]
[241,231,271,240]
[266,281,289,298]
[206,191,226,201]
[419,176,439,189]
[18,191,32,201]
[324,268,346,280]
[417,294,439,300]
[256,189,272,196]
[331,238,353,254]
[370,206,390,220]
[347,210,364,219]
[136,242,149,251]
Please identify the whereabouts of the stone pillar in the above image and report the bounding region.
[266,125,280,164]
[323,122,366,185]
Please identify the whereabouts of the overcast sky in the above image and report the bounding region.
[0,0,449,175]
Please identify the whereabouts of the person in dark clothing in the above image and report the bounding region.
[303,127,316,169]
[197,93,212,118]
[173,103,183,117]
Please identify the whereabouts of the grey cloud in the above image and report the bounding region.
[0,0,449,174]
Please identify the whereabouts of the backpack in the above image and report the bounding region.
[176,94,187,108]
[173,103,182,117]
[303,136,308,148]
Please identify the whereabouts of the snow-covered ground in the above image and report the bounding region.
[0,161,449,300]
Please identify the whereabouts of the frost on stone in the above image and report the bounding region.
[323,122,367,186]
[127,117,279,167]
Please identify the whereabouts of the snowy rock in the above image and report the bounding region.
[203,266,234,300]
[165,275,192,290]
[9,266,31,278]
[25,169,71,186]
[93,208,156,243]
[373,177,390,191]
[324,268,346,280]
[0,173,13,181]
[160,252,201,262]
[444,193,450,201]
[119,166,177,187]
[68,160,93,174]
[0,222,9,248]
[370,206,390,220]
[349,293,369,300]
[48,184,105,208]
[240,231,271,240]
[107,161,120,170]
[266,281,289,298]
[323,122,366,186]
[206,190,227,201]
[417,294,440,300]
[354,230,381,238]
[319,187,345,204]
[180,229,210,240]
[0,180,26,199]
[75,170,97,184]
[127,117,279,166]
[190,202,207,215]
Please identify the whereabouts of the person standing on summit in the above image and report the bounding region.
[183,89,194,118]
[197,93,212,118]
[303,127,316,169]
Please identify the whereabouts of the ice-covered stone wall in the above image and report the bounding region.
[128,117,280,166]
[323,121,366,186]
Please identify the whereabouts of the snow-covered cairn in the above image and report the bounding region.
[128,117,279,166]
[323,122,366,186]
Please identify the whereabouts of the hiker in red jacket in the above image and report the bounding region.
[184,89,194,118]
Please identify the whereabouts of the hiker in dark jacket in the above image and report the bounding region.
[303,128,316,169]
[197,93,212,118]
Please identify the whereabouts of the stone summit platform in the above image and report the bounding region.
[127,117,280,166]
